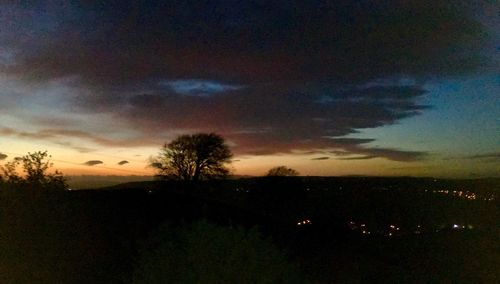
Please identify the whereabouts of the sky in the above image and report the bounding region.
[0,1,498,178]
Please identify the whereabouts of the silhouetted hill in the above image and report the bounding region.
[1,176,498,282]
[66,175,154,189]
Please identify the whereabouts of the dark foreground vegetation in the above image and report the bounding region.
[0,177,498,283]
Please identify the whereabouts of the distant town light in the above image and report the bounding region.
[297,219,312,226]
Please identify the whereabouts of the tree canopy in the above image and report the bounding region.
[151,133,232,181]
[266,166,299,177]
[0,151,67,190]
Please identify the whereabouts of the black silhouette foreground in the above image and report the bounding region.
[267,166,299,177]
[0,151,67,191]
[133,220,303,283]
[150,133,232,182]
[0,149,498,283]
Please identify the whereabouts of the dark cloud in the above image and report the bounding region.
[160,80,244,96]
[327,138,376,145]
[1,1,493,162]
[83,160,103,166]
[445,152,500,163]
[116,85,429,160]
[150,162,162,169]
[0,127,157,149]
[311,157,329,160]
[391,166,432,171]
[466,152,500,160]
[128,94,166,109]
[4,1,491,85]
[0,153,7,160]
[118,160,129,165]
[52,141,95,153]
[335,147,426,162]
[338,156,377,161]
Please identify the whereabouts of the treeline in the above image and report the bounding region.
[0,151,67,191]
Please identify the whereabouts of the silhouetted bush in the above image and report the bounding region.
[0,151,67,191]
[266,166,299,177]
[133,220,305,284]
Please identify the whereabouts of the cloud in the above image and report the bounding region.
[117,160,129,165]
[83,160,103,166]
[0,81,430,161]
[0,1,493,162]
[338,156,377,161]
[334,147,426,162]
[128,94,166,109]
[52,141,95,153]
[311,157,329,160]
[160,80,244,96]
[445,152,500,163]
[0,127,157,150]
[150,162,162,169]
[0,153,7,160]
[4,1,491,86]
[466,152,500,160]
[0,82,430,162]
[326,138,376,145]
[117,85,429,160]
[391,166,432,171]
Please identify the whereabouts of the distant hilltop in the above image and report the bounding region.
[66,175,155,190]
[66,175,500,192]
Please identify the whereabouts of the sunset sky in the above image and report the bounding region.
[0,1,498,178]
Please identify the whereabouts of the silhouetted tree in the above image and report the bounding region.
[0,159,23,185]
[151,133,232,182]
[0,151,67,190]
[266,166,299,177]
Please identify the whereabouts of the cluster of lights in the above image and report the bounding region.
[348,221,371,235]
[349,222,404,237]
[414,224,422,234]
[360,223,371,234]
[297,219,312,226]
[385,224,402,237]
[451,224,474,230]
[433,224,473,232]
[432,189,475,200]
[428,189,495,201]
[389,224,400,231]
[347,220,480,237]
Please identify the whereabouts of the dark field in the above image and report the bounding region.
[1,177,498,283]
